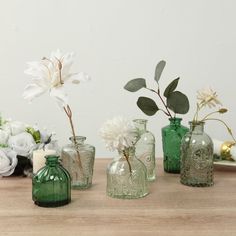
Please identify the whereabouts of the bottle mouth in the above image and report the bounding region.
[69,136,86,142]
[133,119,147,124]
[169,117,182,121]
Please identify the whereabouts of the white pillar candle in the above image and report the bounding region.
[33,149,56,174]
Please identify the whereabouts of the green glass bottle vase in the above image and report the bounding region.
[180,121,214,187]
[162,118,189,173]
[61,136,95,189]
[106,147,149,199]
[32,155,71,207]
[133,119,156,181]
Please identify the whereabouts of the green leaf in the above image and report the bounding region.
[164,77,180,98]
[167,91,189,114]
[26,127,41,144]
[154,60,166,83]
[124,78,146,92]
[137,97,159,116]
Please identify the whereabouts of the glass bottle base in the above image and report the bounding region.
[147,175,156,182]
[72,183,92,190]
[34,199,71,207]
[180,180,213,187]
[107,192,149,199]
[164,169,180,174]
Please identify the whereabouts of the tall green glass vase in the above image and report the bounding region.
[32,155,71,207]
[180,121,214,187]
[133,119,156,181]
[162,118,189,173]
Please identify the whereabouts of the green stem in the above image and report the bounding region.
[146,88,173,118]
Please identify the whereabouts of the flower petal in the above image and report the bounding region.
[71,72,91,84]
[50,87,68,108]
[23,83,47,102]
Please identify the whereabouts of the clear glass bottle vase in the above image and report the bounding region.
[32,155,71,207]
[61,136,95,189]
[180,121,214,187]
[106,147,149,199]
[162,118,189,173]
[133,119,156,181]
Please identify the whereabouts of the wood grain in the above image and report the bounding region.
[0,159,236,236]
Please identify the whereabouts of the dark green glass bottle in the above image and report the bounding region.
[32,155,71,207]
[162,118,189,173]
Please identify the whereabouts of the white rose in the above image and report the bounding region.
[0,129,10,145]
[2,121,26,136]
[8,132,36,157]
[0,148,18,176]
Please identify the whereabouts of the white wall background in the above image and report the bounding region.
[0,0,236,158]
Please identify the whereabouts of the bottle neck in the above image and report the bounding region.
[189,121,205,133]
[169,117,182,127]
[69,136,86,145]
[45,155,59,167]
[133,119,147,134]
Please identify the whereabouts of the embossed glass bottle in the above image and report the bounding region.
[180,122,214,187]
[133,119,156,181]
[162,118,189,173]
[32,155,71,207]
[61,136,95,189]
[107,147,149,199]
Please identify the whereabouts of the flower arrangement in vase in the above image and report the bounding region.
[124,60,190,173]
[100,116,149,199]
[180,88,236,187]
[23,50,95,189]
[0,116,54,177]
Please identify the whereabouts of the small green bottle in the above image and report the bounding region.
[162,118,189,173]
[32,155,71,207]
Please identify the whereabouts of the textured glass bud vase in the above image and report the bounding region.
[61,136,95,189]
[162,118,189,173]
[107,147,149,199]
[133,119,156,181]
[180,122,214,187]
[32,155,71,207]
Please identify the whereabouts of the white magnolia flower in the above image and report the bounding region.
[8,132,36,157]
[2,121,26,136]
[100,116,138,151]
[23,49,91,107]
[0,129,10,145]
[0,149,18,176]
[197,88,222,108]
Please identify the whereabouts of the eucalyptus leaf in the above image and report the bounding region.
[137,97,159,116]
[154,60,166,83]
[124,78,146,92]
[167,91,189,114]
[164,78,180,98]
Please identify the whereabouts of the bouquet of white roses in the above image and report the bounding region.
[0,116,54,177]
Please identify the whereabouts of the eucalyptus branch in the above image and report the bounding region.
[122,150,132,173]
[203,118,236,143]
[146,87,173,118]
[63,105,83,172]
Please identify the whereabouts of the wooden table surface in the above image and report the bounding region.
[0,159,236,236]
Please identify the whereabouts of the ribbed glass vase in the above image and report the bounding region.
[180,121,214,187]
[106,147,149,199]
[162,118,189,173]
[133,119,156,181]
[61,136,95,189]
[32,155,71,207]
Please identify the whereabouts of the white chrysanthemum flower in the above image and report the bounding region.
[100,116,138,151]
[197,88,222,108]
[23,49,91,107]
